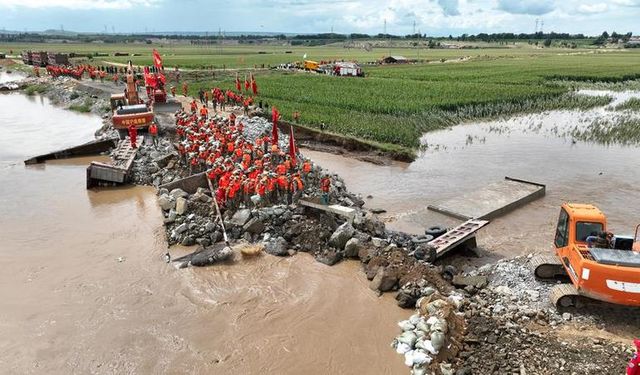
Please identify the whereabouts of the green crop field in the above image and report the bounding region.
[2,41,639,156]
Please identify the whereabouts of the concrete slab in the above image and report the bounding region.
[428,177,545,220]
[299,199,356,221]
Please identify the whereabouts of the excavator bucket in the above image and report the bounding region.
[153,99,182,113]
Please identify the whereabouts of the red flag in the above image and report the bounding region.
[272,107,279,145]
[289,125,297,165]
[152,49,163,71]
[244,74,250,91]
[251,73,258,95]
[235,72,241,92]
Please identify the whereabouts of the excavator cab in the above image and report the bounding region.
[533,203,640,307]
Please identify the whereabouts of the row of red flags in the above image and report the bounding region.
[236,72,258,95]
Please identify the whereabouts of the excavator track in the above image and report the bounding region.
[530,254,566,280]
[550,283,580,308]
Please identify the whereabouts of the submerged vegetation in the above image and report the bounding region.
[614,98,640,111]
[569,117,640,145]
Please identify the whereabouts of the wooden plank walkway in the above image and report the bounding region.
[428,177,545,220]
[429,219,489,258]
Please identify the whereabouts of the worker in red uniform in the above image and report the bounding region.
[320,174,331,205]
[128,124,138,148]
[149,120,159,148]
[628,339,640,375]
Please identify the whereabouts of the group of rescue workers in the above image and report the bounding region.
[172,103,331,210]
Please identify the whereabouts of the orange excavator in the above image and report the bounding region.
[110,61,154,139]
[532,203,640,308]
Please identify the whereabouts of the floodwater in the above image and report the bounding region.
[0,88,407,374]
[307,90,640,261]
[0,69,25,84]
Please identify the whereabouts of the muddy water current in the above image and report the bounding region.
[0,90,407,374]
[307,90,640,262]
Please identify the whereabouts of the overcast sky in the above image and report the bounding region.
[0,0,638,36]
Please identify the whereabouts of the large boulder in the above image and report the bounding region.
[315,250,342,266]
[229,209,252,227]
[158,194,175,211]
[169,188,189,200]
[328,222,355,250]
[344,238,361,258]
[264,237,289,256]
[175,197,188,215]
[243,217,265,234]
[369,267,399,292]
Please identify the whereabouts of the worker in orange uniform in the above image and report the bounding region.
[182,82,188,97]
[320,174,331,205]
[33,66,40,77]
[170,86,176,97]
[190,100,197,114]
[113,73,119,85]
[149,120,159,148]
[289,172,304,204]
[199,105,208,119]
[128,124,138,148]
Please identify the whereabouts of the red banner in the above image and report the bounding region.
[152,49,163,71]
[272,107,279,145]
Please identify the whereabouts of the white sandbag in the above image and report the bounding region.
[431,318,448,334]
[398,320,415,331]
[398,331,418,347]
[412,349,432,365]
[396,342,412,354]
[409,314,421,325]
[404,350,415,367]
[431,331,445,352]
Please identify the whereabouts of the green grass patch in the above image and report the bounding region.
[24,84,48,96]
[68,98,94,113]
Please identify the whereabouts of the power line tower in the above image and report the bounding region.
[384,19,387,35]
[413,20,416,35]
[540,19,544,34]
[535,18,539,33]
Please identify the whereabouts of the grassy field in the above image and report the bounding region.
[2,42,640,156]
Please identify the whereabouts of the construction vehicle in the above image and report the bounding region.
[111,62,154,139]
[143,49,181,113]
[303,60,319,71]
[532,203,640,308]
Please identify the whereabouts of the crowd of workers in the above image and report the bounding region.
[172,103,331,210]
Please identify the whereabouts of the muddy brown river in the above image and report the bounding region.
[0,91,407,374]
